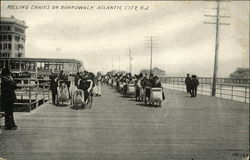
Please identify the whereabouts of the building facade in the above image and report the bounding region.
[0,16,85,79]
[230,68,250,79]
[0,16,28,58]
[0,58,83,79]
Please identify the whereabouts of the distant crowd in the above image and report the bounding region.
[103,72,165,106]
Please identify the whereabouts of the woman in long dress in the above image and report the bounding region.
[96,75,102,96]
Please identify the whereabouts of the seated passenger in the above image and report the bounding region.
[152,76,162,87]
[152,76,165,100]
[78,76,93,103]
[145,76,152,100]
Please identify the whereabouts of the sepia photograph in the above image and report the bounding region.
[0,0,249,160]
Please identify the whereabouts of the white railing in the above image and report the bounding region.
[160,77,249,103]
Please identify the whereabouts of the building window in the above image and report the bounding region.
[37,62,45,70]
[11,61,20,70]
[18,44,24,50]
[3,44,8,50]
[4,26,11,31]
[2,43,11,50]
[0,25,11,31]
[8,44,11,50]
[21,37,25,42]
[49,63,55,70]
[26,62,35,70]
[1,52,10,58]
[30,62,35,70]
[44,63,49,70]
[21,62,26,69]
[15,36,20,42]
[1,35,11,41]
[56,63,63,70]
[16,53,23,57]
[8,35,12,41]
[15,44,23,50]
[25,62,30,69]
[3,35,7,41]
[0,44,2,50]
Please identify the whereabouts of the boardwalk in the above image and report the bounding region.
[0,87,249,160]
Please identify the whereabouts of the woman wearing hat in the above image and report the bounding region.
[1,67,18,130]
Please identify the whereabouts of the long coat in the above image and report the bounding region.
[49,75,58,93]
[185,77,192,85]
[191,79,199,88]
[1,76,17,111]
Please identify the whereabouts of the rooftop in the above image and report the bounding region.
[0,16,28,28]
[0,57,82,64]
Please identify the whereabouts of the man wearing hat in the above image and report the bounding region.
[190,75,199,97]
[49,70,57,105]
[185,74,191,93]
[1,67,18,130]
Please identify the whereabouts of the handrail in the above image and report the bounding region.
[1,80,51,118]
[162,80,249,103]
[15,82,50,112]
[17,82,50,87]
[159,76,250,85]
[159,76,250,80]
[13,77,50,80]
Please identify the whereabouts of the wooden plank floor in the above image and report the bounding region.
[0,86,249,160]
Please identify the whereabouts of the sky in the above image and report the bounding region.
[1,1,249,77]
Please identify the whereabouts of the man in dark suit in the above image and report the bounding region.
[185,74,191,93]
[190,75,199,97]
[1,67,18,130]
[49,70,57,105]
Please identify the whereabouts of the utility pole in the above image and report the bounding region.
[150,37,153,74]
[129,49,132,74]
[204,0,230,96]
[145,36,158,75]
[111,56,113,71]
[119,55,120,72]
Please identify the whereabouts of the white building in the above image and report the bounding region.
[0,16,28,58]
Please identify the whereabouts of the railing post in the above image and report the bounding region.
[36,86,38,108]
[245,86,247,103]
[201,82,203,95]
[210,83,213,96]
[220,84,222,98]
[231,85,233,100]
[43,84,45,103]
[172,79,174,89]
[177,80,178,90]
[29,86,31,112]
[48,83,50,100]
[181,82,185,91]
[176,80,178,90]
